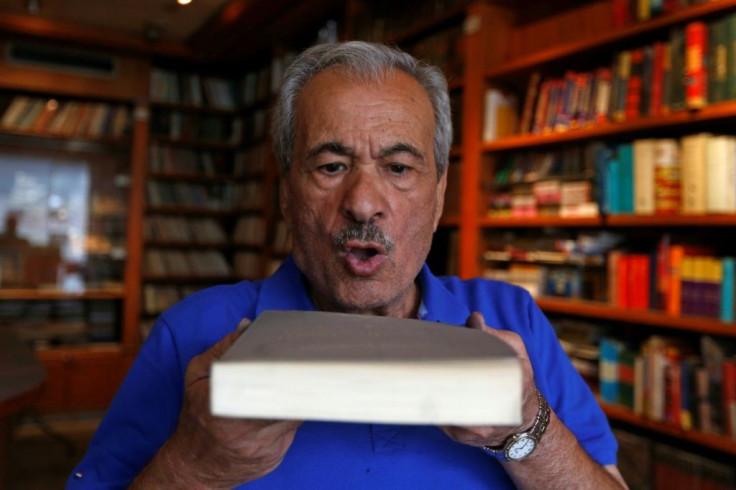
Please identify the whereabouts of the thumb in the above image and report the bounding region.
[465,311,488,332]
[207,317,252,360]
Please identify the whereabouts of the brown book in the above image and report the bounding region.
[211,310,522,425]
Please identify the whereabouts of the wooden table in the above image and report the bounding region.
[0,328,45,487]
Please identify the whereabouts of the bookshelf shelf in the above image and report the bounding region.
[150,136,239,151]
[536,297,736,337]
[484,0,736,79]
[606,214,736,227]
[482,101,736,152]
[601,402,736,456]
[149,101,237,116]
[142,275,238,283]
[144,240,231,249]
[145,206,238,216]
[479,216,603,228]
[146,171,241,183]
[0,128,132,147]
[0,289,126,300]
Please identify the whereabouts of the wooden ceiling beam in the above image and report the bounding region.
[0,12,199,60]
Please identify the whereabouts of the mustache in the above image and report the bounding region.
[334,222,394,252]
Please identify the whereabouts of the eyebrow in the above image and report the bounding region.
[305,141,424,161]
[377,142,423,160]
[306,142,354,160]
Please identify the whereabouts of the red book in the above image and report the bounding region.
[685,21,708,109]
[617,254,632,308]
[612,0,632,28]
[650,42,665,117]
[664,347,683,426]
[625,49,644,120]
[628,254,651,309]
[723,359,736,439]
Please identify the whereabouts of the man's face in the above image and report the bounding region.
[280,67,447,318]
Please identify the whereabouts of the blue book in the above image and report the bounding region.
[599,337,623,404]
[721,257,735,322]
[650,0,663,17]
[594,145,611,215]
[606,150,621,214]
[618,143,635,214]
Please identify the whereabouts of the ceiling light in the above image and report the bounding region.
[177,0,192,5]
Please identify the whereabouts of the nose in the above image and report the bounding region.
[341,166,388,223]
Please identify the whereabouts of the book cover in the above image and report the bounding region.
[211,310,522,425]
[708,16,728,104]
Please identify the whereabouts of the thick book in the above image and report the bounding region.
[211,310,522,425]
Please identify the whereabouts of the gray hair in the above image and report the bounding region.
[271,41,452,180]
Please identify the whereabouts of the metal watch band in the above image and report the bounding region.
[482,388,551,462]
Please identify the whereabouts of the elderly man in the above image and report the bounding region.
[68,41,627,489]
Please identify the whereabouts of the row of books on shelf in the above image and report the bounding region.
[149,52,298,110]
[612,0,711,28]
[143,284,201,315]
[406,24,464,82]
[144,216,228,244]
[600,134,736,215]
[609,241,735,320]
[0,96,131,138]
[144,249,232,278]
[599,335,736,440]
[487,134,736,218]
[354,0,468,42]
[233,216,266,246]
[150,110,238,143]
[614,428,735,490]
[483,239,736,322]
[150,69,238,110]
[493,14,736,139]
[234,143,268,176]
[0,299,119,347]
[147,181,238,211]
[242,52,297,107]
[149,145,235,176]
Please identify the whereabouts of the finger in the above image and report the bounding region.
[465,311,487,331]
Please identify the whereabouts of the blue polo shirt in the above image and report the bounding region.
[67,257,617,488]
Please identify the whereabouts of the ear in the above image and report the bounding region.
[432,170,448,232]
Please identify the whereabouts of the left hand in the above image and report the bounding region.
[439,312,540,448]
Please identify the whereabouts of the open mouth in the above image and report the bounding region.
[342,241,387,276]
[349,247,379,261]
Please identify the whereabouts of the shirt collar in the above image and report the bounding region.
[257,256,470,326]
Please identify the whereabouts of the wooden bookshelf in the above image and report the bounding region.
[601,402,736,456]
[479,215,603,228]
[536,297,736,337]
[485,0,736,79]
[483,100,736,152]
[0,289,126,300]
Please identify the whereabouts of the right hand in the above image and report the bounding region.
[133,318,302,489]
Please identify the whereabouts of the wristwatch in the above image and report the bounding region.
[483,388,550,462]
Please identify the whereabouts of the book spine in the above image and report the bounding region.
[685,21,708,109]
[721,257,735,322]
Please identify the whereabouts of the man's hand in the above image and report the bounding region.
[132,319,302,489]
[440,312,539,449]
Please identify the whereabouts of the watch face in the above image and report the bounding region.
[507,435,537,461]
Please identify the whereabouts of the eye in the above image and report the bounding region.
[318,163,346,175]
[388,163,411,176]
